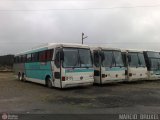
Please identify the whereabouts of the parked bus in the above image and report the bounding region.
[91,47,126,84]
[122,50,148,81]
[143,51,160,80]
[13,43,94,88]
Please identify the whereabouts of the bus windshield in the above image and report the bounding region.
[63,48,79,68]
[113,51,124,67]
[62,48,92,68]
[147,51,160,58]
[79,49,92,68]
[102,51,113,67]
[128,52,139,67]
[150,58,160,70]
[128,52,146,67]
[138,53,146,67]
[102,50,124,67]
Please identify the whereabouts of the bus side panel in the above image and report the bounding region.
[25,62,53,84]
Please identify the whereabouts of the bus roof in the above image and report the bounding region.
[143,50,160,52]
[122,49,144,53]
[91,47,121,51]
[15,43,89,56]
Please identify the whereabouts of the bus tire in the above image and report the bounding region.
[46,77,52,88]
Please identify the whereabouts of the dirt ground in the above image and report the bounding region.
[1,72,160,115]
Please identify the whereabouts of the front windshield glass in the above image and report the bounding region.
[102,51,114,67]
[150,59,158,70]
[150,58,160,70]
[128,52,139,67]
[79,49,92,68]
[113,51,124,67]
[63,48,80,68]
[63,48,92,68]
[138,53,146,67]
[147,51,160,58]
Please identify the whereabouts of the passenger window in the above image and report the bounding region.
[22,55,27,63]
[46,49,54,61]
[27,54,32,62]
[32,52,39,62]
[39,51,46,62]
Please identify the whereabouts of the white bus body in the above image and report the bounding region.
[13,43,94,88]
[91,47,126,84]
[122,50,148,81]
[143,51,160,80]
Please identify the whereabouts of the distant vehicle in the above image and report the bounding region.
[143,51,160,80]
[91,47,126,84]
[122,50,148,81]
[13,43,94,88]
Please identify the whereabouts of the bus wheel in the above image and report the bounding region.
[46,78,52,88]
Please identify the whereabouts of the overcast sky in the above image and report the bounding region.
[0,0,160,55]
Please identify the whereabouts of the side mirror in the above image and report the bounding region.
[100,51,105,61]
[127,55,131,62]
[60,49,64,61]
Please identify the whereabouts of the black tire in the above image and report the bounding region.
[46,78,52,88]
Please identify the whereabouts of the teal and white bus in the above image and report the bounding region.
[13,43,94,88]
[143,51,160,80]
[91,47,126,84]
[122,50,148,81]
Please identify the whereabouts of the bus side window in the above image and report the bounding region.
[93,51,100,67]
[46,49,54,61]
[22,55,26,63]
[32,52,39,62]
[17,56,20,63]
[39,51,46,62]
[27,54,32,62]
[55,51,60,68]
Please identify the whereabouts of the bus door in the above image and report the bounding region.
[53,48,63,88]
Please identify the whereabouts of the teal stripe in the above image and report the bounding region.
[65,68,94,73]
[105,67,126,71]
[25,61,53,80]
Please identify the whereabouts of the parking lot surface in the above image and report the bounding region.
[1,72,160,114]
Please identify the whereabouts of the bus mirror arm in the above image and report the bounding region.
[127,55,131,62]
[100,51,105,62]
[60,50,64,61]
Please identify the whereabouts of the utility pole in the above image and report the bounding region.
[82,32,88,44]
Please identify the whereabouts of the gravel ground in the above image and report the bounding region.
[1,72,160,116]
